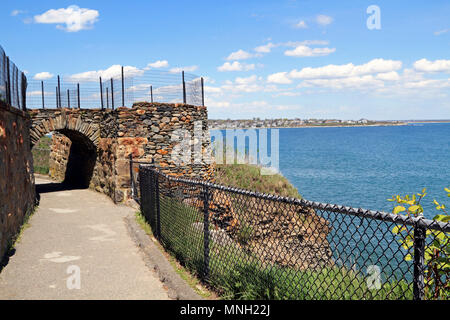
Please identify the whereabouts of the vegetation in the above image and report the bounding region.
[389,187,450,299]
[214,164,301,199]
[144,195,413,300]
[135,211,214,299]
[32,135,51,174]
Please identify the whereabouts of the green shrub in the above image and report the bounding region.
[389,187,450,299]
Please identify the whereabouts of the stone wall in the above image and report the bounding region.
[113,102,214,202]
[0,101,35,260]
[31,102,213,203]
[49,132,71,181]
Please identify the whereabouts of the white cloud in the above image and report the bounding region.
[226,49,257,60]
[289,59,402,79]
[298,75,384,90]
[267,72,292,84]
[403,79,450,89]
[234,75,258,85]
[145,60,169,69]
[295,20,308,29]
[434,29,449,36]
[285,40,330,47]
[413,58,450,73]
[316,14,333,26]
[375,71,400,81]
[205,86,222,94]
[33,72,54,80]
[11,10,25,16]
[169,65,198,73]
[34,5,99,32]
[284,45,335,57]
[217,61,255,72]
[68,65,143,82]
[27,90,53,96]
[254,42,276,53]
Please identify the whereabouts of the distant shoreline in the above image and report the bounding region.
[210,122,408,130]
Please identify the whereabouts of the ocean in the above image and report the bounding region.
[211,123,450,281]
[212,123,450,218]
[278,123,450,219]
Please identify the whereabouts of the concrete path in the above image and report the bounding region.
[0,176,169,300]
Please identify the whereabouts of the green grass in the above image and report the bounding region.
[214,164,301,198]
[143,196,413,300]
[32,136,51,175]
[2,205,37,270]
[135,211,214,299]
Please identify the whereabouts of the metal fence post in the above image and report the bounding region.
[77,83,80,109]
[155,173,161,239]
[21,72,26,111]
[41,81,45,109]
[57,75,61,108]
[106,87,109,108]
[182,71,186,104]
[121,66,125,107]
[6,56,11,105]
[99,77,104,110]
[201,77,204,106]
[150,85,153,103]
[203,185,210,280]
[413,225,426,300]
[111,78,114,110]
[67,89,70,108]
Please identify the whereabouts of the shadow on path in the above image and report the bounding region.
[35,182,88,205]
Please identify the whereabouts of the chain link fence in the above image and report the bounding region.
[134,163,449,300]
[0,45,27,110]
[27,68,204,109]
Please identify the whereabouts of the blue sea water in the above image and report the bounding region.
[278,123,450,219]
[211,123,450,282]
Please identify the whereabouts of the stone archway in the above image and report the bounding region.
[30,109,102,189]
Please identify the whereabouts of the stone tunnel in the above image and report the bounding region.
[29,103,214,203]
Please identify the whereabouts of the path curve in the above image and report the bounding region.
[0,176,169,300]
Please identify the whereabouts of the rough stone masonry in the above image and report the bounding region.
[29,102,214,203]
[0,100,35,260]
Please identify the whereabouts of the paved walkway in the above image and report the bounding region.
[0,176,169,300]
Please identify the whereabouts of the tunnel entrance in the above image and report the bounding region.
[59,129,97,188]
[31,129,97,190]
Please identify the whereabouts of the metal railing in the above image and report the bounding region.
[27,67,205,109]
[131,160,449,300]
[0,45,27,110]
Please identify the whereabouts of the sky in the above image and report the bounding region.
[1,0,450,120]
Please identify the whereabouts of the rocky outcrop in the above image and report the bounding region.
[183,188,332,270]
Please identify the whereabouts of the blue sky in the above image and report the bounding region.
[1,0,450,119]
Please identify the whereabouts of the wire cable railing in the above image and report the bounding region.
[27,67,205,109]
